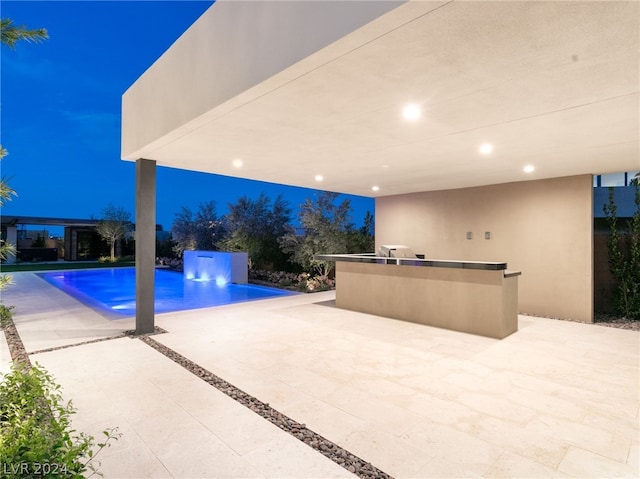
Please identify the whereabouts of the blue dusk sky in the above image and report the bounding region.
[1,1,374,233]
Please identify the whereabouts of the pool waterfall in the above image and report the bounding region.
[183,251,249,286]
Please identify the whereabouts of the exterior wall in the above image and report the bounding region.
[375,175,594,322]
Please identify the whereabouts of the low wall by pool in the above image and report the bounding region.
[183,251,248,285]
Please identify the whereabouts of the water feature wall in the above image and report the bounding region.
[183,251,248,285]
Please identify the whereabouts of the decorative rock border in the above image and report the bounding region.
[1,316,31,367]
[139,336,394,479]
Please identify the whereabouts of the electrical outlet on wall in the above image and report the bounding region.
[485,231,491,240]
[466,231,473,240]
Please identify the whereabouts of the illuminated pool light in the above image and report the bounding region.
[38,268,296,318]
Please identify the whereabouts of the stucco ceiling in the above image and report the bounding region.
[132,1,640,198]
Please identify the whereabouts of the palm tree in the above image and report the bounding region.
[0,18,48,48]
[1,18,48,288]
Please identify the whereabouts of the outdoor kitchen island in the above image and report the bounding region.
[316,253,521,339]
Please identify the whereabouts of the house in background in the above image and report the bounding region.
[0,216,137,262]
[121,1,639,331]
[1,216,101,262]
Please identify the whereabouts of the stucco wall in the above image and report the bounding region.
[375,175,594,322]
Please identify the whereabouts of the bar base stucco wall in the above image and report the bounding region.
[375,175,593,322]
[336,261,519,339]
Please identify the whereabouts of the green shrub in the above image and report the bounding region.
[603,185,640,320]
[0,304,14,328]
[0,362,119,477]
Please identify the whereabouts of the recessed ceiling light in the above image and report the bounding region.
[372,186,380,192]
[381,165,389,169]
[402,104,422,121]
[479,143,493,155]
[315,174,323,182]
[523,165,535,173]
[232,158,243,168]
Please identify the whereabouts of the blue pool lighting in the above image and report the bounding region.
[38,267,296,318]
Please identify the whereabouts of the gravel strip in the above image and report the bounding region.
[594,313,640,331]
[1,316,31,367]
[25,327,168,356]
[139,335,393,479]
[520,313,639,331]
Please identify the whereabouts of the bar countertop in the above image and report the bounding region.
[315,253,514,272]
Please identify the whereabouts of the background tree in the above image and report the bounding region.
[96,204,131,262]
[218,193,291,270]
[346,210,375,253]
[280,191,353,277]
[0,148,17,289]
[603,185,640,319]
[0,19,48,289]
[171,201,224,256]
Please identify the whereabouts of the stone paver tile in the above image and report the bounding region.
[131,405,261,478]
[322,384,423,435]
[259,363,346,400]
[416,458,485,479]
[402,391,482,427]
[241,436,355,479]
[88,422,172,479]
[527,415,631,463]
[0,331,13,374]
[341,426,431,478]
[187,399,294,457]
[628,441,639,471]
[482,450,568,478]
[461,416,569,469]
[558,446,638,478]
[402,418,502,476]
[279,397,368,445]
[507,388,587,422]
[457,391,537,426]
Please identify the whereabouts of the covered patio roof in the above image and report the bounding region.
[122,0,639,198]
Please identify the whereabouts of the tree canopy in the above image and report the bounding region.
[280,191,354,276]
[96,204,131,262]
[218,193,291,270]
[171,201,224,256]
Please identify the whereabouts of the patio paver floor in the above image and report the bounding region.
[1,272,638,478]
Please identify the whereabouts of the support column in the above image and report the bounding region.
[135,158,156,334]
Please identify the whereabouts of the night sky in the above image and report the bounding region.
[1,1,375,234]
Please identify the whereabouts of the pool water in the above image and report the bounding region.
[38,267,296,318]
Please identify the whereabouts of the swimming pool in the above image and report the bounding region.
[38,267,296,318]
